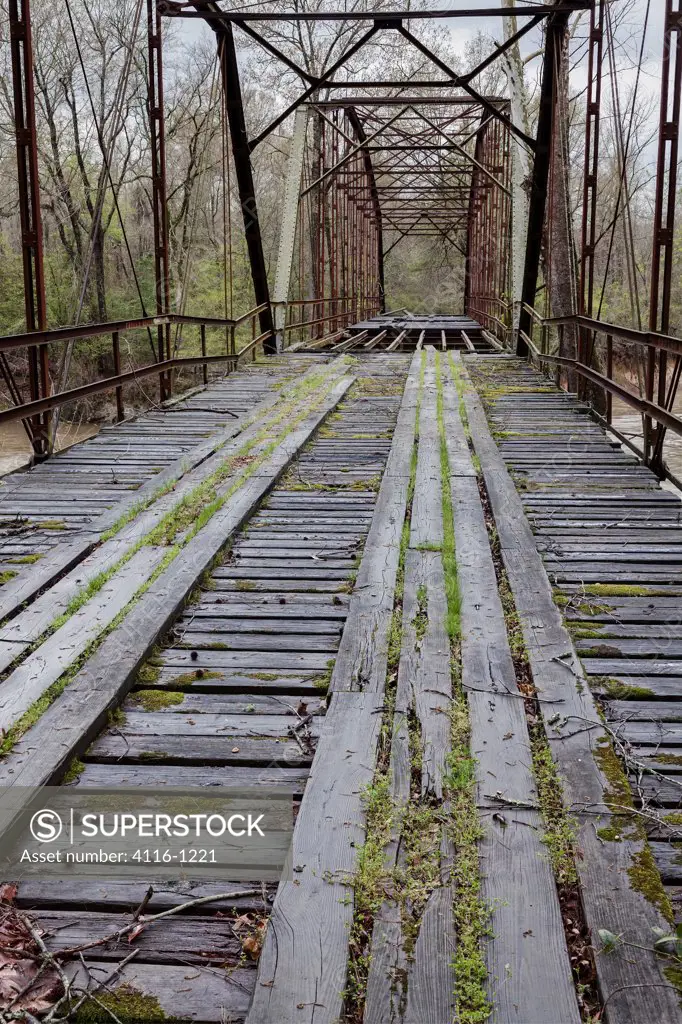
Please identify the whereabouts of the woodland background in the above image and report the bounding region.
[0,0,672,418]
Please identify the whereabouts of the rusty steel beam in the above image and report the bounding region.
[649,0,682,468]
[578,0,604,323]
[212,16,275,350]
[345,107,384,311]
[313,96,509,108]
[517,11,569,357]
[8,0,49,456]
[577,0,604,402]
[163,3,591,22]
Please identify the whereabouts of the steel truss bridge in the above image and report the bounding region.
[1,3,682,1024]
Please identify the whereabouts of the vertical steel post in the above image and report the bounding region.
[345,106,385,312]
[578,0,604,399]
[200,324,207,384]
[648,0,682,467]
[9,0,49,457]
[217,21,275,351]
[503,6,531,346]
[147,0,172,399]
[112,331,124,422]
[517,12,568,357]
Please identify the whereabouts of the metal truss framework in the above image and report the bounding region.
[1,0,681,479]
[161,0,588,348]
[278,98,515,344]
[465,112,513,335]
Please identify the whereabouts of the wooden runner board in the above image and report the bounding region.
[462,358,682,1023]
[330,352,421,694]
[443,356,580,1023]
[245,691,385,1024]
[0,376,354,797]
[247,357,421,1023]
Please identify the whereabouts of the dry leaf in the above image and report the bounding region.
[127,923,146,943]
[0,905,63,1014]
[242,920,266,961]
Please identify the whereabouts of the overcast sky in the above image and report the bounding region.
[179,1,665,152]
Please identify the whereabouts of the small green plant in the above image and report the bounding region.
[132,690,185,712]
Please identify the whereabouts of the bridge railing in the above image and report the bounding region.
[0,305,274,448]
[520,303,682,476]
[282,297,383,347]
[467,298,512,348]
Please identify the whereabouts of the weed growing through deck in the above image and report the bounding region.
[583,583,660,598]
[592,676,653,700]
[437,353,490,1023]
[412,584,428,645]
[0,364,348,739]
[345,354,422,1018]
[131,690,185,712]
[346,775,396,1003]
[71,985,168,1022]
[62,758,85,784]
[443,694,490,1024]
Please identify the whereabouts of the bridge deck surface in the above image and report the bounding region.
[0,350,680,1023]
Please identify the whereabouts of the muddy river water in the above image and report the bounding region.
[611,396,682,484]
[0,420,98,477]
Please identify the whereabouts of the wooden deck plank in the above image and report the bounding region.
[330,352,421,694]
[0,376,354,797]
[444,356,580,1024]
[245,692,385,1024]
[463,356,682,1023]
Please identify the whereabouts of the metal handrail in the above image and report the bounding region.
[232,302,269,328]
[528,306,682,358]
[0,304,271,438]
[518,313,682,473]
[0,312,238,353]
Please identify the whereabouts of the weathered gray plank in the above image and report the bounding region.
[16,878,270,914]
[64,961,253,1022]
[330,352,420,693]
[245,691,384,1024]
[463,356,682,1023]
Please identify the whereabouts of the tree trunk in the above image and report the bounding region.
[92,224,107,323]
